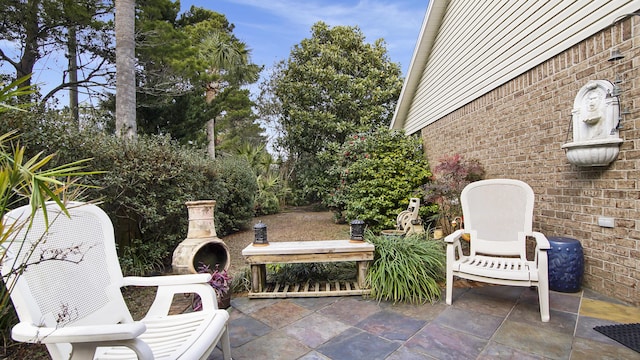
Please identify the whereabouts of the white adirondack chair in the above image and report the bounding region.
[444,179,551,322]
[1,202,231,359]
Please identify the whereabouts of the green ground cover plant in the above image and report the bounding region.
[365,232,445,304]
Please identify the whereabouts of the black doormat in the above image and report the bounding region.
[594,323,640,353]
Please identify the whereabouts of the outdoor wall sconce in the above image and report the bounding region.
[350,219,365,241]
[607,48,625,62]
[253,220,269,246]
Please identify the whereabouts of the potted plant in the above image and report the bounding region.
[193,263,232,310]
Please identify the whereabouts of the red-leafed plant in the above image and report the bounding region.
[422,154,484,235]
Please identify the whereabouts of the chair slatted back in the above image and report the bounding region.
[2,202,132,357]
[461,179,534,258]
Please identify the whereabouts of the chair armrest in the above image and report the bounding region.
[532,232,550,250]
[145,282,219,317]
[124,274,220,317]
[12,321,146,344]
[123,273,211,287]
[444,229,464,243]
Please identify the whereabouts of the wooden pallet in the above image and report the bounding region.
[248,280,371,298]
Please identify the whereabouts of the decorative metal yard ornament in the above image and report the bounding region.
[350,219,365,241]
[253,220,269,246]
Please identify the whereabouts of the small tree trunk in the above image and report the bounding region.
[115,0,137,140]
[68,25,79,126]
[207,119,215,158]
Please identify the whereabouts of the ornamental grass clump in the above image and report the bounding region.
[365,232,445,304]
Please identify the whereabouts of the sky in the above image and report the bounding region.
[181,0,429,78]
[1,0,429,107]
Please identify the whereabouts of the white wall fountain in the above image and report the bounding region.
[561,80,623,167]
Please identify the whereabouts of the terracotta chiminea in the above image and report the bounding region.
[172,200,230,274]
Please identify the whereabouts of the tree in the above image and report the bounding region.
[262,21,404,202]
[0,0,114,107]
[324,128,431,231]
[127,5,261,151]
[215,88,266,154]
[115,0,136,139]
[197,31,260,158]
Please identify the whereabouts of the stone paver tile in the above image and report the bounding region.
[492,320,572,359]
[451,289,518,318]
[250,299,312,329]
[468,285,525,302]
[580,298,640,323]
[284,313,350,348]
[582,289,629,305]
[386,345,438,360]
[290,296,341,310]
[297,350,331,360]
[231,330,311,360]
[511,300,577,335]
[228,312,272,347]
[316,327,399,360]
[571,337,640,360]
[355,309,426,341]
[574,315,622,346]
[405,322,487,359]
[316,297,381,325]
[231,297,279,314]
[433,307,504,339]
[386,300,448,321]
[549,291,581,313]
[477,342,545,359]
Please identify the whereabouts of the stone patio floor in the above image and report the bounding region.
[208,285,640,359]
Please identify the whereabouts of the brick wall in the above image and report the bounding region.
[421,18,639,305]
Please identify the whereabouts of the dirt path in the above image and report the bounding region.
[221,207,351,276]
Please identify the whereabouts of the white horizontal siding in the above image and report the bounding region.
[398,0,638,135]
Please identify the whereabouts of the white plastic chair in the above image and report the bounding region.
[444,179,551,322]
[1,202,231,359]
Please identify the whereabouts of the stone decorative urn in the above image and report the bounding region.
[561,80,623,166]
[172,200,230,274]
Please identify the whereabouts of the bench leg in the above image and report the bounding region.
[251,264,267,293]
[356,260,370,288]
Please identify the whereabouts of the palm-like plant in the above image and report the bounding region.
[0,75,36,112]
[199,31,260,158]
[0,76,102,320]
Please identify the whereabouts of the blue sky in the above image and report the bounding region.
[182,0,429,76]
[1,1,428,106]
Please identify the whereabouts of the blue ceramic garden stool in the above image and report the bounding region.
[547,237,584,292]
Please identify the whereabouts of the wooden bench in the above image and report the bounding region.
[241,240,374,298]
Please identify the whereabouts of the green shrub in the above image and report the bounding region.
[268,262,356,283]
[213,156,258,233]
[119,238,167,276]
[0,114,257,274]
[255,172,289,215]
[323,128,433,232]
[365,232,445,304]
